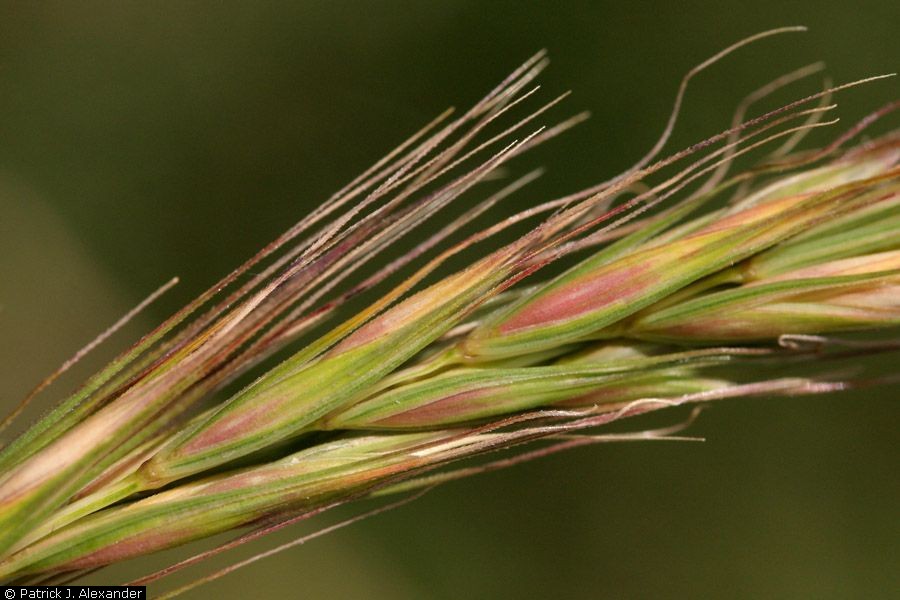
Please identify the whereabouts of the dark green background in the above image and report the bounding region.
[1,2,898,598]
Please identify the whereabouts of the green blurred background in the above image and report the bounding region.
[1,2,898,598]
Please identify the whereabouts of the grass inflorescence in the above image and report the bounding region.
[0,28,898,594]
